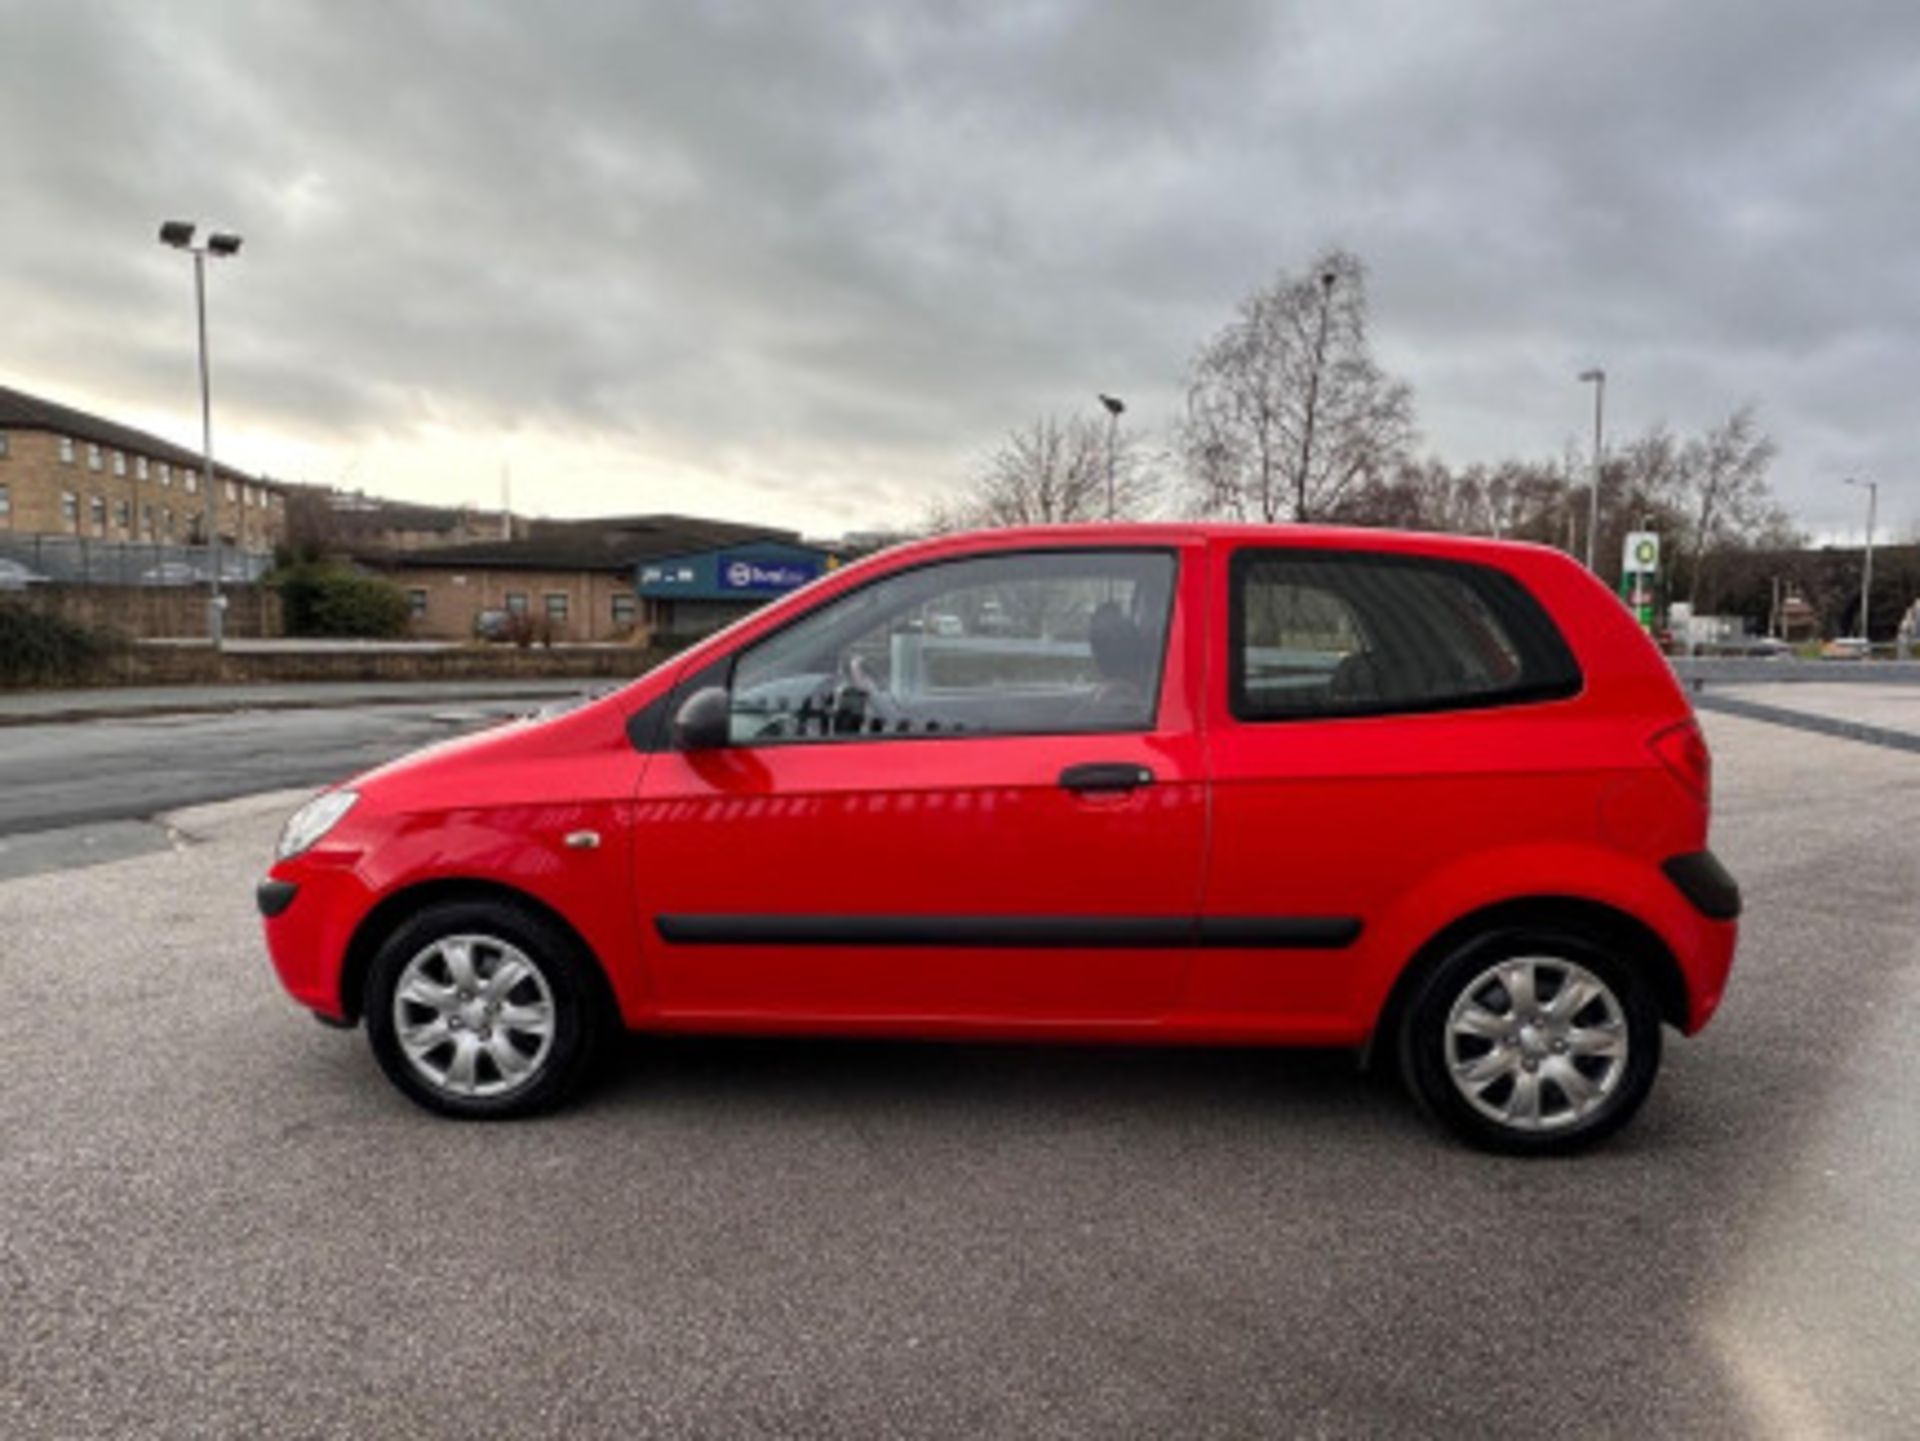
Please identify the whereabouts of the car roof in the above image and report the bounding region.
[877,522,1570,566]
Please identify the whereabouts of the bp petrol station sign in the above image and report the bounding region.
[1621,530,1660,630]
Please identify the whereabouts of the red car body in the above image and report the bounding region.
[261,524,1736,1062]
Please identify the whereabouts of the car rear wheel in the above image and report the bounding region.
[364,899,607,1119]
[1397,928,1663,1155]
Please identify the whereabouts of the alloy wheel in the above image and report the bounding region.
[1443,956,1629,1132]
[391,934,557,1100]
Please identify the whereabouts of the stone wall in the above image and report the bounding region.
[82,642,682,688]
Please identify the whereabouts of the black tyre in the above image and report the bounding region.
[364,899,609,1119]
[1397,926,1663,1155]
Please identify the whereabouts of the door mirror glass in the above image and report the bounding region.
[672,685,732,751]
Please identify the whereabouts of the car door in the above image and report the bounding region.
[632,541,1208,1024]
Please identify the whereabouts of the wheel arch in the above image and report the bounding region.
[1366,895,1690,1070]
[339,876,619,1025]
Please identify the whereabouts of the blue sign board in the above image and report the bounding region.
[637,541,838,602]
[720,557,819,592]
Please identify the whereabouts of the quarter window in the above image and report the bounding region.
[728,549,1177,745]
[1230,550,1580,721]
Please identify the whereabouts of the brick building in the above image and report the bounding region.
[0,383,288,554]
[368,515,822,644]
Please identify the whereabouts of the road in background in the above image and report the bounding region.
[0,703,522,837]
[0,715,1916,1437]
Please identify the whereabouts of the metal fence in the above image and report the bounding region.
[0,535,272,588]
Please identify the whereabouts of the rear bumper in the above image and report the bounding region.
[1660,850,1740,1032]
[1662,851,1742,921]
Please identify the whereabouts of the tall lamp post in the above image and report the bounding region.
[1097,393,1125,520]
[1843,476,1879,642]
[1577,368,1606,571]
[158,220,243,647]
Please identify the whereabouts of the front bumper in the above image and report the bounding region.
[258,861,375,1023]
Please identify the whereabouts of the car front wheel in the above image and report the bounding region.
[364,899,606,1119]
[1398,928,1663,1154]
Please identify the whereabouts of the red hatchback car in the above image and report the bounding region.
[260,525,1739,1152]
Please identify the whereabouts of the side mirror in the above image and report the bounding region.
[672,685,732,751]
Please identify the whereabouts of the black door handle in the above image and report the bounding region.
[1059,762,1155,793]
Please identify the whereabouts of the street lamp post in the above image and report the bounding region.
[158,220,243,648]
[1098,393,1125,520]
[1577,368,1606,571]
[1844,477,1879,642]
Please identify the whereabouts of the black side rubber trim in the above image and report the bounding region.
[1196,916,1363,948]
[256,879,299,918]
[655,914,1361,950]
[1661,851,1742,921]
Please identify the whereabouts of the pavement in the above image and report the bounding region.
[1714,681,1920,733]
[0,678,611,727]
[1,713,1916,1437]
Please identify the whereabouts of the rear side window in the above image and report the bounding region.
[1230,549,1580,721]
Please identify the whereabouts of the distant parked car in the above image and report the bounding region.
[260,524,1741,1154]
[1822,636,1870,660]
[139,561,209,585]
[474,610,512,642]
[0,558,50,590]
[1740,636,1793,658]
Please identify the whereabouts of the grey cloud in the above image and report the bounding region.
[1,0,1915,534]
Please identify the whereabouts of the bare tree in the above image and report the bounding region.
[930,415,1158,531]
[1672,406,1781,613]
[1329,456,1573,542]
[1180,249,1415,522]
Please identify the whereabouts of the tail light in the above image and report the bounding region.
[1650,719,1711,805]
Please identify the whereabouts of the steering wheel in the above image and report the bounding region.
[829,653,901,733]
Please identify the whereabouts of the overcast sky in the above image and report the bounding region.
[2,0,1915,539]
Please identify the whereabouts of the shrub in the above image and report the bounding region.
[0,602,127,687]
[275,564,412,639]
[496,611,557,649]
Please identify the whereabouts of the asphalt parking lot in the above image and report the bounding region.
[2,711,1916,1438]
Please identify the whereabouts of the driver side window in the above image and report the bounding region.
[727,549,1176,745]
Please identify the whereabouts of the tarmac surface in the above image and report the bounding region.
[0,693,601,879]
[1,712,1916,1437]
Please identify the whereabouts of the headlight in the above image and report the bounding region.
[277,790,359,860]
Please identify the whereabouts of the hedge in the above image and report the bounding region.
[275,564,412,639]
[0,602,127,687]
